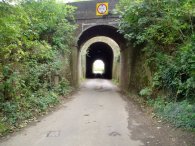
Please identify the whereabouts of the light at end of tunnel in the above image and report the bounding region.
[93,60,105,74]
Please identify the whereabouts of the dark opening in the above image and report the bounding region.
[86,42,113,79]
[78,25,126,48]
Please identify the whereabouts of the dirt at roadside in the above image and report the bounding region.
[123,93,195,146]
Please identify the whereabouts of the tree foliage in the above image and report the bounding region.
[117,0,195,129]
[0,0,76,134]
[117,0,195,101]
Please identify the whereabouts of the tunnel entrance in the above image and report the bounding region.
[86,42,113,79]
[76,25,126,87]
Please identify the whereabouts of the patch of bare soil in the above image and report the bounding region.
[123,93,195,146]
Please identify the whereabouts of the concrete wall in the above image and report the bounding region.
[70,1,121,87]
[79,36,120,83]
[70,45,79,87]
[128,46,152,93]
[70,0,151,93]
[119,44,131,91]
[71,0,119,19]
[70,0,120,40]
[120,44,152,93]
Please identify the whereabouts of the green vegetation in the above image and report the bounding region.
[153,98,195,129]
[117,0,195,129]
[0,0,76,135]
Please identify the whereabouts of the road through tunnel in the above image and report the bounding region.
[73,24,131,90]
[86,42,113,79]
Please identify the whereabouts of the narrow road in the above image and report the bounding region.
[0,79,195,146]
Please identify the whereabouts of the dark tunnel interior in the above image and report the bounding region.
[86,42,113,79]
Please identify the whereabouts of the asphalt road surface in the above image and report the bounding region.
[0,79,195,146]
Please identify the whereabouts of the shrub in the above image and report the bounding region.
[139,87,152,97]
[153,99,195,129]
[117,0,195,129]
[0,0,76,135]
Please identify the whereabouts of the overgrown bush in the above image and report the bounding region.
[0,0,76,135]
[117,0,195,129]
[154,38,195,101]
[55,78,72,96]
[153,98,195,129]
[139,87,152,97]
